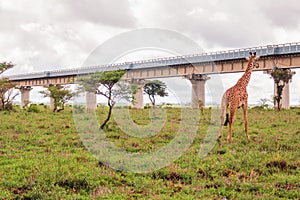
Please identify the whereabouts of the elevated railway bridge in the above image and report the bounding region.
[7,42,300,109]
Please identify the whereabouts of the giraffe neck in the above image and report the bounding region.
[236,62,253,89]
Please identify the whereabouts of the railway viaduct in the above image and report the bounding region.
[7,42,300,109]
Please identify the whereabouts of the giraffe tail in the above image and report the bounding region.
[223,113,229,126]
[220,95,229,126]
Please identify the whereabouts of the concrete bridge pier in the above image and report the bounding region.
[131,79,145,109]
[20,86,32,108]
[50,97,55,110]
[186,74,210,109]
[86,91,97,110]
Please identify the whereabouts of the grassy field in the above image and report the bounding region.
[0,106,299,199]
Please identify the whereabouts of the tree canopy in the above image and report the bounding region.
[270,68,294,85]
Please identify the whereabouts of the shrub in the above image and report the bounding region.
[27,104,41,113]
[144,103,151,109]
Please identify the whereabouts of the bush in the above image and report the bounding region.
[144,103,151,109]
[27,104,41,113]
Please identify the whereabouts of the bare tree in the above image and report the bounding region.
[258,98,271,109]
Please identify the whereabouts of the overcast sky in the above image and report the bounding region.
[1,0,300,105]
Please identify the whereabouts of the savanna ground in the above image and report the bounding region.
[0,105,299,199]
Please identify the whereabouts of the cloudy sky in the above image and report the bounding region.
[1,0,300,105]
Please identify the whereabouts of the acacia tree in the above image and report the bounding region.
[143,80,168,107]
[78,70,135,129]
[269,68,294,110]
[40,84,76,112]
[0,62,17,110]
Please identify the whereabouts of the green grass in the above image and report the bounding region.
[0,106,299,199]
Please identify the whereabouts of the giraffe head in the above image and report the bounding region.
[246,52,260,68]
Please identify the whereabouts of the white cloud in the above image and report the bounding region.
[258,0,300,28]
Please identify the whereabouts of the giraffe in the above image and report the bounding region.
[218,52,260,142]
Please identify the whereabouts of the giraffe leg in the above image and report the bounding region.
[227,107,236,142]
[228,120,233,142]
[218,108,225,139]
[242,104,250,140]
[218,96,228,140]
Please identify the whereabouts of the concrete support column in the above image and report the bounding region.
[131,79,145,109]
[86,91,97,110]
[50,97,55,110]
[20,86,32,108]
[186,74,210,109]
